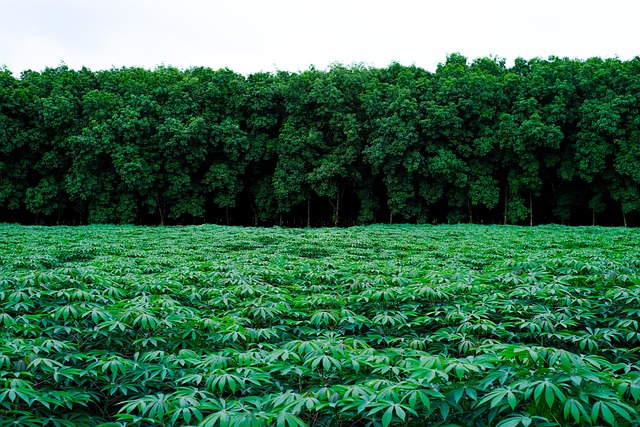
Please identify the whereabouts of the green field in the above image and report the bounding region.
[1,224,639,426]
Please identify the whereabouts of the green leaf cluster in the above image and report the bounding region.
[0,224,639,425]
[2,57,640,225]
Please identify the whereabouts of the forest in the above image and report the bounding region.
[1,54,639,226]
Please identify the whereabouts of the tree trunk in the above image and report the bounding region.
[225,207,229,226]
[467,199,473,224]
[334,195,340,227]
[350,197,354,226]
[389,212,393,225]
[158,206,165,226]
[503,187,508,225]
[307,200,311,228]
[623,208,628,227]
[529,190,533,227]
[592,209,596,226]
[157,196,166,225]
[249,195,259,226]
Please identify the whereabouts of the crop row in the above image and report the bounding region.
[0,224,639,426]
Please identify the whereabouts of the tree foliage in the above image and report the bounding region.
[1,56,640,226]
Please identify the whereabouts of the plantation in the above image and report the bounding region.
[0,224,639,426]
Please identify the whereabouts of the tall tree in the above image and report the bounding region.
[363,64,430,223]
[0,66,31,222]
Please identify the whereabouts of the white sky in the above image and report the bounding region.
[2,0,639,76]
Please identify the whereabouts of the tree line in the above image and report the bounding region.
[1,54,639,226]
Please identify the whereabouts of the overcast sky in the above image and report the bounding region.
[2,0,639,76]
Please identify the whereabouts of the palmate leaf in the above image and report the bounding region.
[266,348,302,364]
[477,387,520,411]
[0,413,43,427]
[284,395,322,414]
[119,393,174,420]
[132,335,168,348]
[499,345,547,366]
[450,385,478,404]
[495,413,549,427]
[237,367,271,390]
[51,304,82,321]
[309,310,339,327]
[267,361,310,378]
[268,392,305,412]
[26,415,78,427]
[103,382,141,396]
[0,377,39,406]
[563,398,589,424]
[171,406,204,425]
[96,319,129,333]
[529,379,566,408]
[81,306,113,324]
[444,360,481,380]
[371,363,403,377]
[197,398,238,427]
[132,312,160,330]
[0,387,38,406]
[0,354,11,369]
[618,381,640,402]
[27,356,64,373]
[366,400,417,427]
[206,371,244,393]
[275,411,307,427]
[332,384,374,400]
[337,393,375,415]
[404,388,444,412]
[227,411,271,427]
[0,313,15,328]
[547,348,578,372]
[304,354,342,372]
[36,388,96,410]
[112,413,160,425]
[590,400,635,426]
[439,401,450,421]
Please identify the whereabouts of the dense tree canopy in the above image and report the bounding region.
[1,56,639,226]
